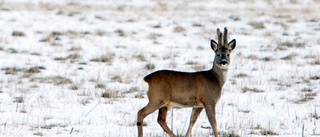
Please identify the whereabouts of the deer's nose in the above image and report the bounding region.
[221,60,227,65]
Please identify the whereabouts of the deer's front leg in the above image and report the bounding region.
[205,104,219,137]
[185,107,203,137]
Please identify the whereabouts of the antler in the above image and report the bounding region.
[217,28,223,47]
[223,27,228,47]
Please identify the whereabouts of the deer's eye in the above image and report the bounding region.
[227,54,230,56]
[217,54,220,57]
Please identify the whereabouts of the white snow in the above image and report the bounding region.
[0,0,320,136]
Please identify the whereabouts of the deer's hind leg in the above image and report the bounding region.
[138,80,172,137]
[157,106,176,137]
[137,100,166,137]
[137,86,171,137]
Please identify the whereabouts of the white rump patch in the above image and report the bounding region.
[141,79,149,92]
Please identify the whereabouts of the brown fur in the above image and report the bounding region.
[144,70,222,107]
[137,27,236,137]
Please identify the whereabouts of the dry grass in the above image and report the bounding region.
[12,31,25,37]
[2,67,22,75]
[234,73,249,78]
[95,83,106,89]
[294,91,317,104]
[277,41,306,50]
[173,26,186,33]
[68,46,82,51]
[30,76,73,85]
[7,48,18,54]
[260,129,278,135]
[281,53,298,60]
[145,63,155,70]
[102,90,119,98]
[54,53,82,62]
[111,75,122,83]
[242,86,265,93]
[13,97,24,103]
[90,54,114,63]
[248,21,265,29]
[312,58,320,65]
[39,31,63,45]
[70,84,79,90]
[310,75,320,80]
[2,66,45,75]
[114,29,126,37]
[220,131,241,137]
[133,54,146,61]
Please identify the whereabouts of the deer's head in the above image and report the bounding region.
[211,27,236,70]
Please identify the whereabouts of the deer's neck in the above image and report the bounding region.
[212,65,228,87]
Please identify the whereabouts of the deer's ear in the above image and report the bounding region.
[211,40,218,51]
[228,39,236,50]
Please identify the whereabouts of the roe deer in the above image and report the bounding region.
[137,27,236,137]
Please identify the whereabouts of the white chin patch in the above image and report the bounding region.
[220,64,229,69]
[215,63,229,69]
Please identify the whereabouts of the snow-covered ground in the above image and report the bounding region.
[0,0,319,136]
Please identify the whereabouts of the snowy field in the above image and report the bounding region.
[0,0,320,136]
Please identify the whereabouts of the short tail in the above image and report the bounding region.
[141,78,149,92]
